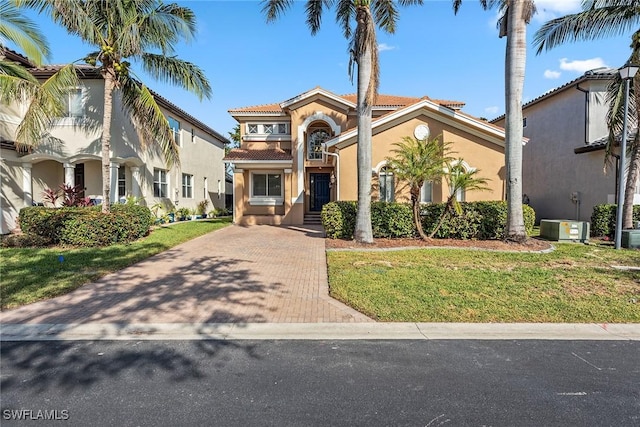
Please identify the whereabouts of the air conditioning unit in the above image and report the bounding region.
[540,220,590,243]
[622,230,640,249]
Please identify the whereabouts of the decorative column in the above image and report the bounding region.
[130,166,141,198]
[110,162,119,203]
[63,163,75,187]
[22,163,33,207]
[233,167,243,224]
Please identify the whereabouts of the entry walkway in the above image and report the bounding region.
[0,225,372,325]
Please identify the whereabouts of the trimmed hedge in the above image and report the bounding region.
[322,200,535,240]
[18,204,154,247]
[371,202,415,238]
[591,204,640,237]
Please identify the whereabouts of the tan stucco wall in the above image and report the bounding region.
[495,79,620,222]
[338,115,505,203]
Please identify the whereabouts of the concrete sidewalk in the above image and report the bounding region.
[2,322,638,341]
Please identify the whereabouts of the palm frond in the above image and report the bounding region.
[119,76,180,168]
[262,0,295,23]
[533,1,640,54]
[305,0,331,35]
[140,53,211,100]
[0,3,50,65]
[372,0,399,34]
[335,0,355,39]
[15,64,80,147]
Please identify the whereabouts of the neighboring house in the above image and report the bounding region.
[225,87,515,226]
[0,50,229,234]
[492,67,639,224]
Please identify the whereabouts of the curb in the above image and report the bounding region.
[1,323,638,341]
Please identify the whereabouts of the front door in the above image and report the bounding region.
[74,164,85,198]
[310,173,331,212]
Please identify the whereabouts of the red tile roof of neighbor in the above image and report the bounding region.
[229,91,465,114]
[223,148,293,161]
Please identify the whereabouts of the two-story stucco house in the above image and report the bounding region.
[492,67,639,223]
[0,50,229,234]
[225,87,515,226]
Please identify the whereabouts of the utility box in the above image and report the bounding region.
[622,230,640,249]
[540,220,590,243]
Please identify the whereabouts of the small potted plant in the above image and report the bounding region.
[177,207,190,221]
[197,200,209,219]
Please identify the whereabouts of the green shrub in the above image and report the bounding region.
[18,207,83,242]
[321,201,357,239]
[591,204,640,237]
[1,233,52,248]
[18,205,153,247]
[422,201,534,240]
[371,202,415,238]
[322,200,535,240]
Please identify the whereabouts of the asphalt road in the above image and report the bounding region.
[1,340,638,426]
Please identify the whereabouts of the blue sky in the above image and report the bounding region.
[11,0,637,138]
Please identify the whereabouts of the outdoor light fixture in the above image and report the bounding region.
[614,63,639,250]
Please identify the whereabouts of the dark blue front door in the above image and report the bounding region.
[310,173,331,212]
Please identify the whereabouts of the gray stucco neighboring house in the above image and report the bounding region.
[492,67,639,223]
[0,49,229,234]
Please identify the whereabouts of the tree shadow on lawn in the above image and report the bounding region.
[0,250,283,325]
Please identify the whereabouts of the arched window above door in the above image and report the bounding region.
[307,128,330,160]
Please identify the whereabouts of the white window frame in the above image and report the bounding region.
[263,124,274,134]
[182,173,193,199]
[247,124,258,134]
[118,166,126,199]
[168,116,181,147]
[63,88,84,118]
[153,168,168,198]
[379,166,395,202]
[249,171,283,205]
[420,181,433,204]
[277,123,288,134]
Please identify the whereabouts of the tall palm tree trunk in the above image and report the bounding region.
[504,0,527,242]
[101,69,115,213]
[354,5,374,244]
[412,186,429,240]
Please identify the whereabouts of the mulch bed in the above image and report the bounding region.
[325,236,554,252]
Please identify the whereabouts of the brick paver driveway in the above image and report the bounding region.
[0,225,371,324]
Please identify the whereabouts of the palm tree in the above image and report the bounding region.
[428,159,491,238]
[386,135,453,240]
[0,2,49,66]
[0,3,78,150]
[262,0,422,244]
[453,0,535,243]
[533,0,640,229]
[18,0,212,213]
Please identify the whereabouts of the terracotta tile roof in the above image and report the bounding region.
[223,148,292,161]
[229,89,465,113]
[228,103,283,114]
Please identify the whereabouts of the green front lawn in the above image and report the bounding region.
[327,243,640,322]
[1,218,231,309]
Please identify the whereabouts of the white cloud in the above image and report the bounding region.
[378,43,395,52]
[559,57,608,73]
[533,0,582,22]
[485,106,499,115]
[544,69,561,79]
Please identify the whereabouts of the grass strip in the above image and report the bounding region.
[1,218,231,309]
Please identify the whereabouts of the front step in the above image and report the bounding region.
[304,213,322,225]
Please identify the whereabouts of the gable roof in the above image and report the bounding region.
[326,98,521,150]
[228,87,466,116]
[491,67,617,123]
